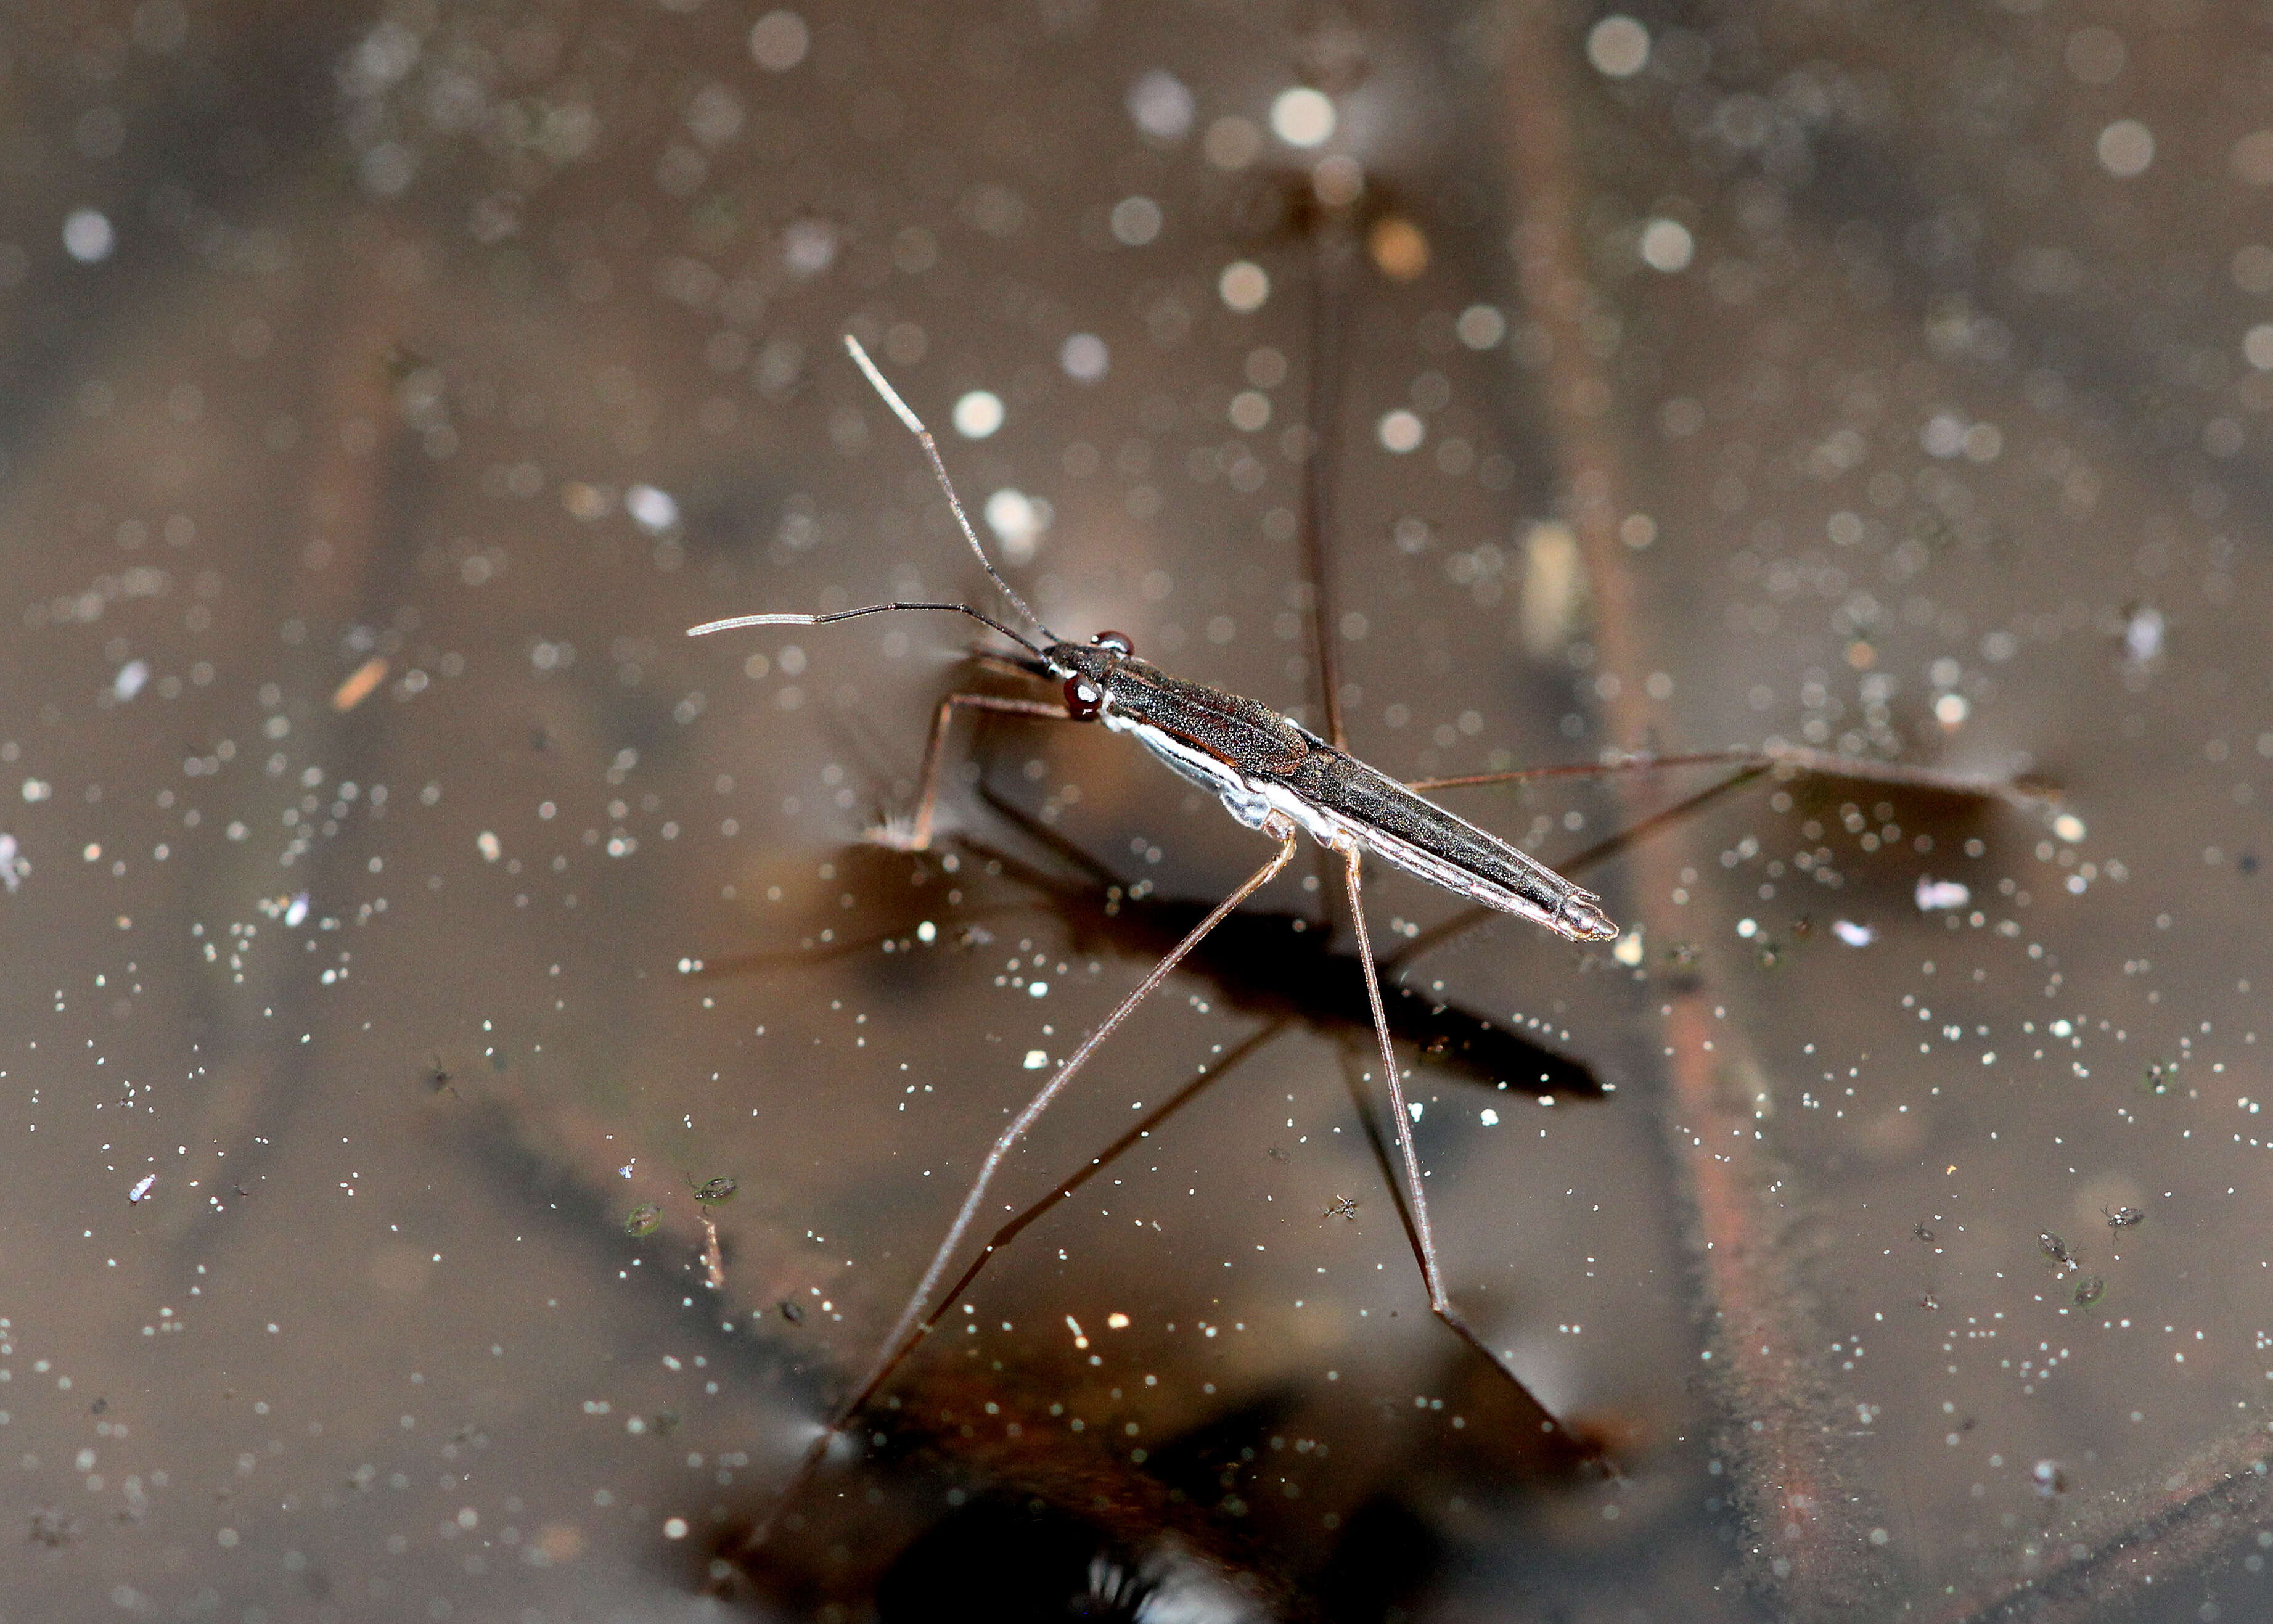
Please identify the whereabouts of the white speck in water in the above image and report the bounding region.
[1480,1109,1500,1126]
[1639,219,1694,273]
[1833,919,1876,947]
[477,831,502,862]
[1023,1050,1048,1070]
[0,835,25,893]
[2097,119,2154,178]
[952,391,1004,440]
[748,10,809,72]
[2053,813,2087,843]
[1027,981,1049,998]
[113,660,149,701]
[1270,88,1335,149]
[1407,1101,1423,1122]
[1587,15,1651,78]
[1126,71,1194,142]
[915,921,936,943]
[625,485,679,533]
[2123,604,2164,663]
[782,219,837,277]
[63,208,114,263]
[984,489,1050,562]
[129,1175,155,1204]
[1060,334,1110,382]
[284,893,309,929]
[1915,877,1970,911]
[1377,409,1424,454]
[1218,261,1269,314]
[1110,195,1163,247]
[1612,929,1644,966]
[618,1162,635,1179]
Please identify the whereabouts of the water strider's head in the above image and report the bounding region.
[1044,630,1136,720]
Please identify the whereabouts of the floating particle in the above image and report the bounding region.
[748,10,808,72]
[951,391,1004,440]
[2143,1059,2178,1094]
[626,485,679,533]
[284,893,309,929]
[63,208,114,263]
[1218,261,1269,314]
[113,660,149,702]
[1586,15,1651,77]
[1915,877,1970,911]
[1060,333,1108,383]
[1269,87,1335,149]
[2033,1459,2068,1497]
[1638,218,1694,274]
[779,1300,805,1324]
[1126,70,1194,142]
[330,656,389,712]
[624,1204,661,1237]
[1832,919,1876,947]
[2123,603,2164,664]
[128,1174,156,1204]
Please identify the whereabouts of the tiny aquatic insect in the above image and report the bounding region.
[694,336,1624,1528]
[1321,1194,1361,1223]
[692,336,2046,1540]
[2039,1230,2078,1268]
[2103,1205,2144,1228]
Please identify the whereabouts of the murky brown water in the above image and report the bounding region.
[2,3,2269,1620]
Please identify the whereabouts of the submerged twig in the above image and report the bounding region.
[1490,2,1892,1607]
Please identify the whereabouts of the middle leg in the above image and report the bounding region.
[1337,839,1603,1466]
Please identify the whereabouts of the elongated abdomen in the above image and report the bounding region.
[1277,751,1618,943]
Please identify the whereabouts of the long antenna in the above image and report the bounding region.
[843,335,1060,646]
[687,600,1045,658]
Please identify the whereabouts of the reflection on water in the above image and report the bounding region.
[1,3,2269,1622]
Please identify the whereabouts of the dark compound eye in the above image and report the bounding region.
[1091,630,1134,656]
[1063,675,1105,721]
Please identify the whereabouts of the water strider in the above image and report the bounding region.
[690,335,2042,1540]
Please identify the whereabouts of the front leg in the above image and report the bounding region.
[871,691,1077,851]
